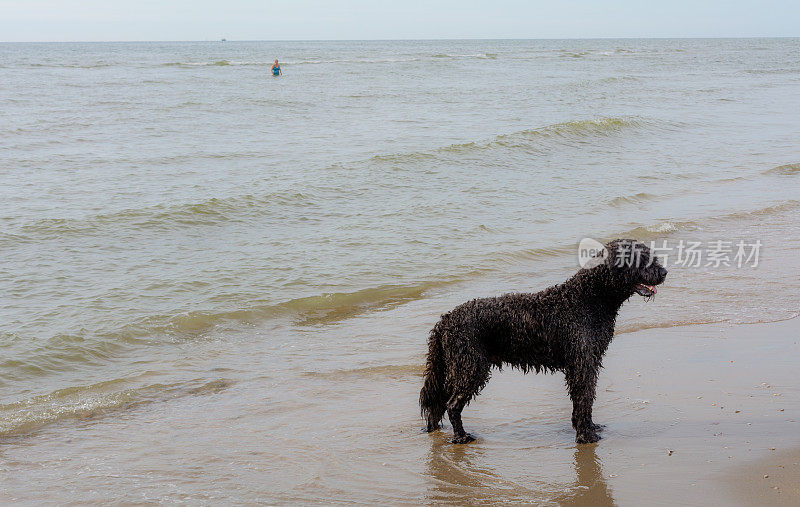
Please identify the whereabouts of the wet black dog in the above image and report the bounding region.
[420,239,667,444]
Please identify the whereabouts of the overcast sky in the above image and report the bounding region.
[1,0,798,42]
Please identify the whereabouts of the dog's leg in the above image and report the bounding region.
[444,352,490,444]
[566,366,601,444]
[447,393,475,444]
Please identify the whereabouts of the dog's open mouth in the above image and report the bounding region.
[635,284,657,297]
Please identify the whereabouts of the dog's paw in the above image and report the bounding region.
[451,433,476,444]
[575,431,601,444]
[590,422,606,432]
[423,423,441,433]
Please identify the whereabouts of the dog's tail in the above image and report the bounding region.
[420,320,448,432]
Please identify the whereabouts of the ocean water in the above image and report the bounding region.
[1,39,799,502]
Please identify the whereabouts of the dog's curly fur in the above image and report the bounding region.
[420,239,667,444]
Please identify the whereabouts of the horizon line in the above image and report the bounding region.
[2,35,798,44]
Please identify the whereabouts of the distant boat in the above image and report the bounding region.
[221,38,227,42]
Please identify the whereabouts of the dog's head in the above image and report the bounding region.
[605,239,668,298]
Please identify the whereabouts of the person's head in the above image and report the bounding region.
[274,59,279,65]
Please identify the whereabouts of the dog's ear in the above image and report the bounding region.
[578,238,609,269]
[604,239,643,271]
[604,239,627,269]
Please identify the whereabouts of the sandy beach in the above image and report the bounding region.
[2,313,798,504]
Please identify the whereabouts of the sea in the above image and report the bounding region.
[1,39,799,502]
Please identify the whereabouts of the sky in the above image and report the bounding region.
[1,0,798,42]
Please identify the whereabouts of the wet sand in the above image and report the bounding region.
[726,447,800,505]
[575,317,800,505]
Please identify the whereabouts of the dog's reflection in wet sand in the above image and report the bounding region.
[424,434,614,505]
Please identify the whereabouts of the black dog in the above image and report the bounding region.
[419,239,667,444]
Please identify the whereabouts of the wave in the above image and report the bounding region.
[303,363,423,380]
[617,221,683,242]
[713,200,800,221]
[24,62,118,69]
[159,53,500,68]
[492,244,576,264]
[616,318,725,335]
[615,200,800,242]
[617,314,800,335]
[596,75,642,84]
[608,192,660,207]
[713,176,748,183]
[276,57,420,65]
[561,51,590,58]
[762,162,800,176]
[587,220,688,246]
[20,54,496,70]
[10,191,312,241]
[366,116,651,164]
[163,59,235,67]
[430,52,497,59]
[0,281,460,384]
[9,149,269,173]
[556,50,616,59]
[0,377,232,437]
[150,280,455,333]
[0,336,137,376]
[493,116,644,141]
[744,68,800,75]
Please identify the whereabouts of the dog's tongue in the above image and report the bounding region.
[638,284,657,294]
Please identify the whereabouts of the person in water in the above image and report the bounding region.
[271,59,281,76]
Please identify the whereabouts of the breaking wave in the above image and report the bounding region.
[0,377,233,437]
